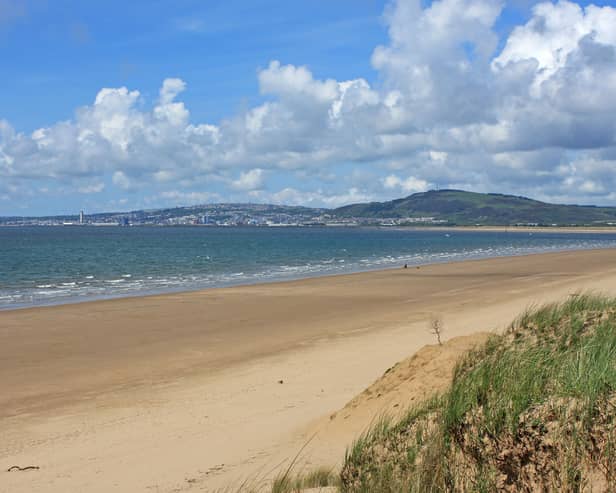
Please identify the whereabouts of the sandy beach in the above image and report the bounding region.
[3,248,616,492]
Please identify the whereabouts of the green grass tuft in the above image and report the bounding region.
[271,466,339,493]
[340,294,616,492]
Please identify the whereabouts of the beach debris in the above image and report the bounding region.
[7,465,39,472]
[203,464,225,476]
[384,363,397,375]
[278,379,284,384]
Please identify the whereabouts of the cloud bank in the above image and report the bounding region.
[2,0,616,212]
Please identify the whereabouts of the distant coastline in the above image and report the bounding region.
[393,225,616,234]
[4,189,616,228]
[3,223,616,234]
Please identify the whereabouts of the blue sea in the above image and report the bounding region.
[1,226,616,310]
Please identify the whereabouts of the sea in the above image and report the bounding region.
[2,226,616,310]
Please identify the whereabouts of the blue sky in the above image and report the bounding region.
[1,0,616,215]
[1,1,388,131]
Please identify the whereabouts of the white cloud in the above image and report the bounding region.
[267,187,373,207]
[231,168,264,191]
[153,170,176,183]
[77,182,105,194]
[383,175,430,194]
[2,0,616,211]
[494,2,616,88]
[258,61,338,103]
[112,171,131,190]
[159,190,220,204]
[159,78,186,105]
[429,151,448,163]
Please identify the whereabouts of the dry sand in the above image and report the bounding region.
[3,249,616,492]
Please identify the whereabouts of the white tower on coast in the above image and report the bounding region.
[79,210,84,224]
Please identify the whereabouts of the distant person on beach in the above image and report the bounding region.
[404,263,408,269]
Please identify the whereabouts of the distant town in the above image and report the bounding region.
[0,203,446,227]
[5,189,616,227]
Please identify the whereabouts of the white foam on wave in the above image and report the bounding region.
[3,236,616,310]
[38,289,72,296]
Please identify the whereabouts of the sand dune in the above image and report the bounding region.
[3,249,616,492]
[326,332,492,430]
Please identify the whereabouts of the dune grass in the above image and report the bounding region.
[270,466,340,493]
[340,293,616,492]
[231,294,615,492]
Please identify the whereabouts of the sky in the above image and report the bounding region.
[1,0,616,215]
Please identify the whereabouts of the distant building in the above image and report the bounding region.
[79,210,84,224]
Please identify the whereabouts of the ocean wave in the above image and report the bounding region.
[2,236,616,310]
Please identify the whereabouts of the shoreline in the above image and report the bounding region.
[4,248,616,492]
[3,239,616,312]
[393,225,616,233]
[3,224,616,233]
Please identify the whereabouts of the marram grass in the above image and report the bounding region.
[340,294,616,492]
[233,294,616,492]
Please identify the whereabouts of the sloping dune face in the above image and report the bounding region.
[341,296,616,493]
[328,333,492,427]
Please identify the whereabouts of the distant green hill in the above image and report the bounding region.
[5,189,616,227]
[333,189,616,226]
